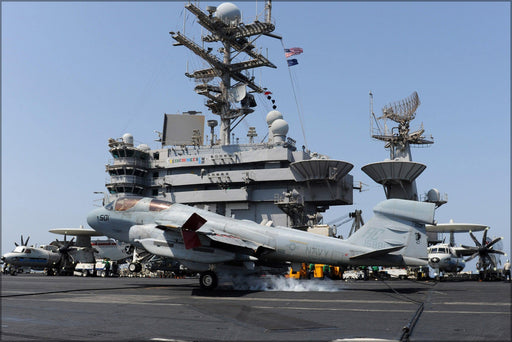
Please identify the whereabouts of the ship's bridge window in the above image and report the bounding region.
[115,197,143,211]
[149,199,172,212]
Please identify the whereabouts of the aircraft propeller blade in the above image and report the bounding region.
[464,252,479,262]
[469,231,481,247]
[482,227,488,245]
[15,235,31,247]
[487,249,506,255]
[58,237,76,253]
[485,237,503,249]
[461,245,478,251]
[488,255,497,269]
[464,230,505,272]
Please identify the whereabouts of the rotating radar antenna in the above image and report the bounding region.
[369,91,433,153]
[382,91,420,125]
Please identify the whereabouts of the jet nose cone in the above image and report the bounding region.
[87,208,101,228]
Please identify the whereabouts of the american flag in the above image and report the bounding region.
[284,47,303,58]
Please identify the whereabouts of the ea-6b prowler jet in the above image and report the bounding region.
[87,196,435,290]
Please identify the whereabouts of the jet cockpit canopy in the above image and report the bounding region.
[105,196,172,212]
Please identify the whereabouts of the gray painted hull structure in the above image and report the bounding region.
[105,132,354,229]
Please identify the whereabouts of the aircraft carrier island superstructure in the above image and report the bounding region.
[103,1,354,229]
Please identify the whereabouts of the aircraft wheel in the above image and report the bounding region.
[199,271,218,291]
[129,263,142,273]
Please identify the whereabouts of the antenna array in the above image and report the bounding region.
[381,91,420,124]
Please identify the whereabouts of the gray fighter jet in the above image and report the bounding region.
[87,196,435,290]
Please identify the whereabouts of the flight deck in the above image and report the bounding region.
[1,274,510,341]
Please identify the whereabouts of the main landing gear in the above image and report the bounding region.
[128,262,142,273]
[127,245,148,274]
[199,271,218,291]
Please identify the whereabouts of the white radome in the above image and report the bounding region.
[266,110,283,125]
[271,119,289,136]
[137,144,150,151]
[215,3,241,25]
[122,133,134,145]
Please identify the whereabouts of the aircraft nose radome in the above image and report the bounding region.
[2,255,12,263]
[87,208,100,228]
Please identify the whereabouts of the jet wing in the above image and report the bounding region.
[204,232,261,250]
[155,223,180,230]
[158,212,273,253]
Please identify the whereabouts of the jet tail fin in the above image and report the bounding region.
[347,199,435,263]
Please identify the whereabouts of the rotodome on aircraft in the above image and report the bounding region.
[425,222,506,278]
[88,196,436,290]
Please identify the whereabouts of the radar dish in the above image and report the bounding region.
[381,91,420,124]
[369,91,433,158]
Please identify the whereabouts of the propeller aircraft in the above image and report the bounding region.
[2,228,101,275]
[2,236,62,275]
[425,222,505,278]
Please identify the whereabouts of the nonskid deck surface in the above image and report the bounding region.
[1,274,510,341]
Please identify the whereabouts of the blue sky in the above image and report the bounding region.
[2,1,510,271]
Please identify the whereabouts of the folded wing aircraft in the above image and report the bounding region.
[87,196,435,290]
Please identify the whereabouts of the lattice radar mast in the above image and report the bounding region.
[170,1,277,145]
[370,91,433,160]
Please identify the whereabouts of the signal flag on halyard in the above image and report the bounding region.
[284,47,303,58]
[287,59,298,67]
